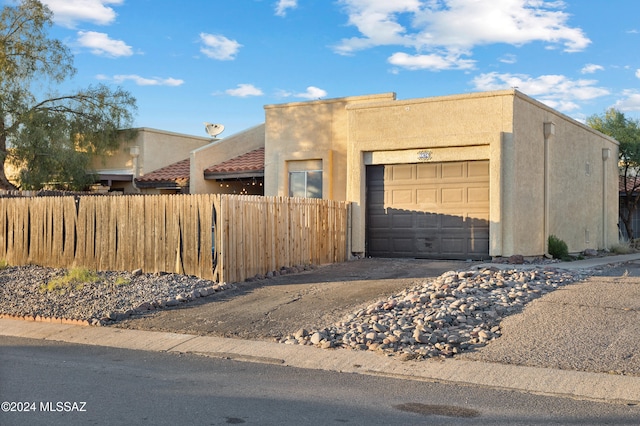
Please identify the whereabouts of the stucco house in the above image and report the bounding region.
[189,124,266,195]
[90,127,213,194]
[195,89,619,260]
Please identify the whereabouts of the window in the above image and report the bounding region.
[289,170,322,198]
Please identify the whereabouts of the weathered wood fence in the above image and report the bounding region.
[214,195,350,283]
[0,194,350,283]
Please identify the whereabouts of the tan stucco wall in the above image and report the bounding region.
[346,91,514,255]
[263,93,396,199]
[190,124,265,194]
[92,128,212,193]
[262,89,619,258]
[511,95,619,255]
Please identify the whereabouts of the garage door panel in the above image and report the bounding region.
[415,212,439,228]
[391,189,413,204]
[392,237,415,254]
[416,188,438,204]
[467,213,490,227]
[442,162,464,179]
[468,161,490,178]
[366,161,489,260]
[441,238,465,254]
[391,212,413,228]
[368,237,393,255]
[441,214,465,229]
[368,188,385,204]
[415,235,439,253]
[468,187,490,203]
[469,238,490,255]
[368,213,389,229]
[391,164,414,180]
[441,188,464,204]
[416,163,438,179]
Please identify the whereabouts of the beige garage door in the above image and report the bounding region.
[366,161,490,260]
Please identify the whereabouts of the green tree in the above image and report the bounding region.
[0,0,136,190]
[587,108,640,240]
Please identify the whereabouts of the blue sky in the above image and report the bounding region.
[15,0,640,138]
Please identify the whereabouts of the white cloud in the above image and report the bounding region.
[278,86,328,99]
[335,0,590,70]
[295,86,328,99]
[275,0,298,17]
[199,33,242,60]
[77,31,132,57]
[615,91,640,112]
[388,52,475,71]
[472,72,610,112]
[499,54,518,64]
[99,74,184,86]
[42,0,122,28]
[335,0,421,55]
[636,69,640,79]
[581,64,604,74]
[225,84,264,97]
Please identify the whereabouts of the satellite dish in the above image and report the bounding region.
[204,122,225,137]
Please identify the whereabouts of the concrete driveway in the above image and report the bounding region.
[114,255,640,378]
[114,258,472,340]
[459,259,640,376]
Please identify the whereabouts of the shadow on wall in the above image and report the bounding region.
[365,163,490,261]
[366,206,490,261]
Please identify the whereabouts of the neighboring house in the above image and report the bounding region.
[91,127,213,194]
[190,124,265,194]
[138,146,265,195]
[202,147,264,195]
[134,158,191,194]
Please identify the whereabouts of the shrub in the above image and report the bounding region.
[40,267,99,294]
[113,276,130,286]
[611,241,633,255]
[548,235,569,260]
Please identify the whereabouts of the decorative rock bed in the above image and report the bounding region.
[277,266,594,360]
[0,265,232,326]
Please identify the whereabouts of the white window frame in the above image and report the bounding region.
[288,169,323,198]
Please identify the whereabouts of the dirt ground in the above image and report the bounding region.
[114,258,472,340]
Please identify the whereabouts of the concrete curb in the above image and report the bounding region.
[478,253,640,271]
[2,317,639,405]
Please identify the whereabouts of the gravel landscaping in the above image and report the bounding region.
[0,265,232,325]
[276,266,595,360]
[0,261,598,360]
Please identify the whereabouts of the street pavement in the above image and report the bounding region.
[2,253,640,405]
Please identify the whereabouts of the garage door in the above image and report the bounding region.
[366,161,490,260]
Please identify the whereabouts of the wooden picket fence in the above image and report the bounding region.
[0,194,350,283]
[213,195,350,283]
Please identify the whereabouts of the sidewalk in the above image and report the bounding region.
[480,252,640,271]
[2,253,640,405]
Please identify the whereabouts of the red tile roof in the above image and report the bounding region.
[620,175,640,193]
[135,158,190,185]
[205,147,264,175]
[134,147,265,187]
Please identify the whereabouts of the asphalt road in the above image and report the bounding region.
[1,336,639,426]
